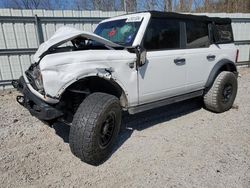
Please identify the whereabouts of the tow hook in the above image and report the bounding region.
[16,95,25,106]
[12,79,24,91]
[12,80,19,89]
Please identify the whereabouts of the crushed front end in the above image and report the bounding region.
[12,73,63,121]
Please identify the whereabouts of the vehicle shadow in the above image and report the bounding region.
[52,97,203,162]
[113,97,203,154]
[52,121,70,143]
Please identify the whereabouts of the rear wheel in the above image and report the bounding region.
[204,71,237,113]
[69,92,121,165]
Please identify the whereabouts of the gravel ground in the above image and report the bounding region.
[0,67,250,188]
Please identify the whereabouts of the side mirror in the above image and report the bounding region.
[136,45,147,67]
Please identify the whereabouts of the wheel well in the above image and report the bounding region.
[60,76,127,116]
[219,63,237,73]
[205,61,237,89]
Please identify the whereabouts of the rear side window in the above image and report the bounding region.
[214,24,233,43]
[143,18,181,50]
[186,21,209,48]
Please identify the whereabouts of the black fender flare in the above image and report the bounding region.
[61,76,129,108]
[205,59,237,89]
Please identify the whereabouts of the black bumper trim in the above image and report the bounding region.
[13,76,63,120]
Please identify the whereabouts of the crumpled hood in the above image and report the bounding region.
[33,26,121,62]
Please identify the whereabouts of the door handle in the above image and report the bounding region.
[207,55,216,60]
[174,58,186,65]
[128,62,135,69]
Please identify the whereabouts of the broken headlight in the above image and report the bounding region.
[33,66,44,92]
[25,64,44,94]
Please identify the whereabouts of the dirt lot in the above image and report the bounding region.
[0,67,250,188]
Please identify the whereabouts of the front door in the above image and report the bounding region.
[138,18,187,104]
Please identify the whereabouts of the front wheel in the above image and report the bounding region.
[69,92,121,165]
[204,71,238,113]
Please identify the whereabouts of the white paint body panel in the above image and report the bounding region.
[138,44,236,104]
[138,49,187,104]
[39,50,138,106]
[185,44,237,91]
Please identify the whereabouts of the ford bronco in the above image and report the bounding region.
[13,11,238,165]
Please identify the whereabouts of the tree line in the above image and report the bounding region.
[3,0,250,13]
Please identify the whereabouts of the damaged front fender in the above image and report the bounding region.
[38,49,136,101]
[96,67,114,80]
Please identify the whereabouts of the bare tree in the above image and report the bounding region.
[92,0,101,10]
[124,0,137,12]
[31,0,41,8]
[7,0,41,9]
[8,0,31,9]
[3,0,250,12]
[103,0,116,11]
[188,0,193,12]
[164,0,172,12]
[144,0,157,10]
[176,0,191,12]
[74,0,93,10]
[204,0,210,12]
[4,0,64,9]
[92,0,116,11]
[179,0,184,11]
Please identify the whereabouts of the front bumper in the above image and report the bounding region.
[12,76,63,120]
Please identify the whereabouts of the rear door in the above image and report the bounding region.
[183,20,214,91]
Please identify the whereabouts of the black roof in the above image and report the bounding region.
[146,11,231,24]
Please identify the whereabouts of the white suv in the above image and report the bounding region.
[13,11,238,165]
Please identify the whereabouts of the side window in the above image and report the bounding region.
[214,24,233,43]
[143,18,181,50]
[186,21,209,48]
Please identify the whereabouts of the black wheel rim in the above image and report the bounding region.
[99,112,115,148]
[222,83,233,103]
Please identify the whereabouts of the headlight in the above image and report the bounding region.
[26,64,44,94]
[33,66,44,92]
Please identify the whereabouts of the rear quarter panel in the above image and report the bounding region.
[205,43,237,84]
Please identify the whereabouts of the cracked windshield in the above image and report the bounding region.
[94,17,143,46]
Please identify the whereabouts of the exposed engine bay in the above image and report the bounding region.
[47,37,123,56]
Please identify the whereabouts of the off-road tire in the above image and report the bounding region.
[69,92,122,165]
[204,71,237,113]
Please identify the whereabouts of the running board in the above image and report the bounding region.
[128,90,203,114]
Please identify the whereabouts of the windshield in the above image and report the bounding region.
[94,19,142,46]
